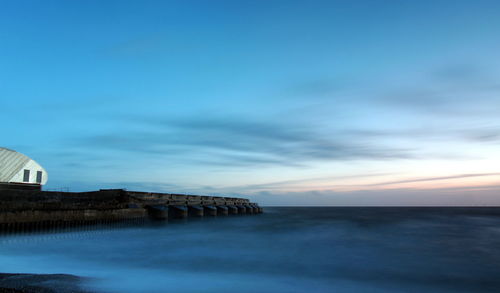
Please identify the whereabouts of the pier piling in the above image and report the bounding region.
[204,206,217,216]
[188,205,204,217]
[216,206,229,216]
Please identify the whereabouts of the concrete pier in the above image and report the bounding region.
[146,205,169,220]
[236,205,246,214]
[0,188,262,233]
[204,206,217,216]
[170,205,188,219]
[245,204,254,214]
[188,205,204,217]
[228,206,238,215]
[216,206,229,215]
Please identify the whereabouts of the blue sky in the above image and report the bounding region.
[1,0,500,205]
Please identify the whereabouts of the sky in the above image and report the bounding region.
[1,0,500,206]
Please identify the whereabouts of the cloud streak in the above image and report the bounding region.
[379,64,500,116]
[254,184,500,206]
[78,116,414,167]
[363,173,500,187]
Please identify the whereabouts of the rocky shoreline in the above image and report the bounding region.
[0,273,91,293]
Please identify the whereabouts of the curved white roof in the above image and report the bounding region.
[0,147,48,185]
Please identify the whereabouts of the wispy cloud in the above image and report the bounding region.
[461,127,500,143]
[380,64,500,115]
[197,172,500,195]
[254,184,500,206]
[224,173,393,191]
[77,116,414,167]
[363,173,500,187]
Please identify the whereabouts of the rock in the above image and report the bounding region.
[0,273,91,293]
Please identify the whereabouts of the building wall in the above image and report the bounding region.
[0,148,48,186]
[0,148,29,182]
[9,159,48,185]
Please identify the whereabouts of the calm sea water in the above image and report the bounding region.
[1,207,500,293]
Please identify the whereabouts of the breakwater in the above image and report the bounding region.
[0,188,262,233]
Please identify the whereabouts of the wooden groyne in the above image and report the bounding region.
[0,188,262,233]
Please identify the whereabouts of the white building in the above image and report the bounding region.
[0,147,48,186]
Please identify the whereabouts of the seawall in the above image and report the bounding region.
[0,188,262,233]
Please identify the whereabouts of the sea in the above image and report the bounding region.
[1,207,500,293]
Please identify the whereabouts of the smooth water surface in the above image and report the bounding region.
[1,207,500,293]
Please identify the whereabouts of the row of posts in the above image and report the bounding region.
[0,217,147,235]
[146,204,263,220]
[0,204,263,234]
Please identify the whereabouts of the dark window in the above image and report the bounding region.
[23,169,30,182]
[36,171,43,184]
